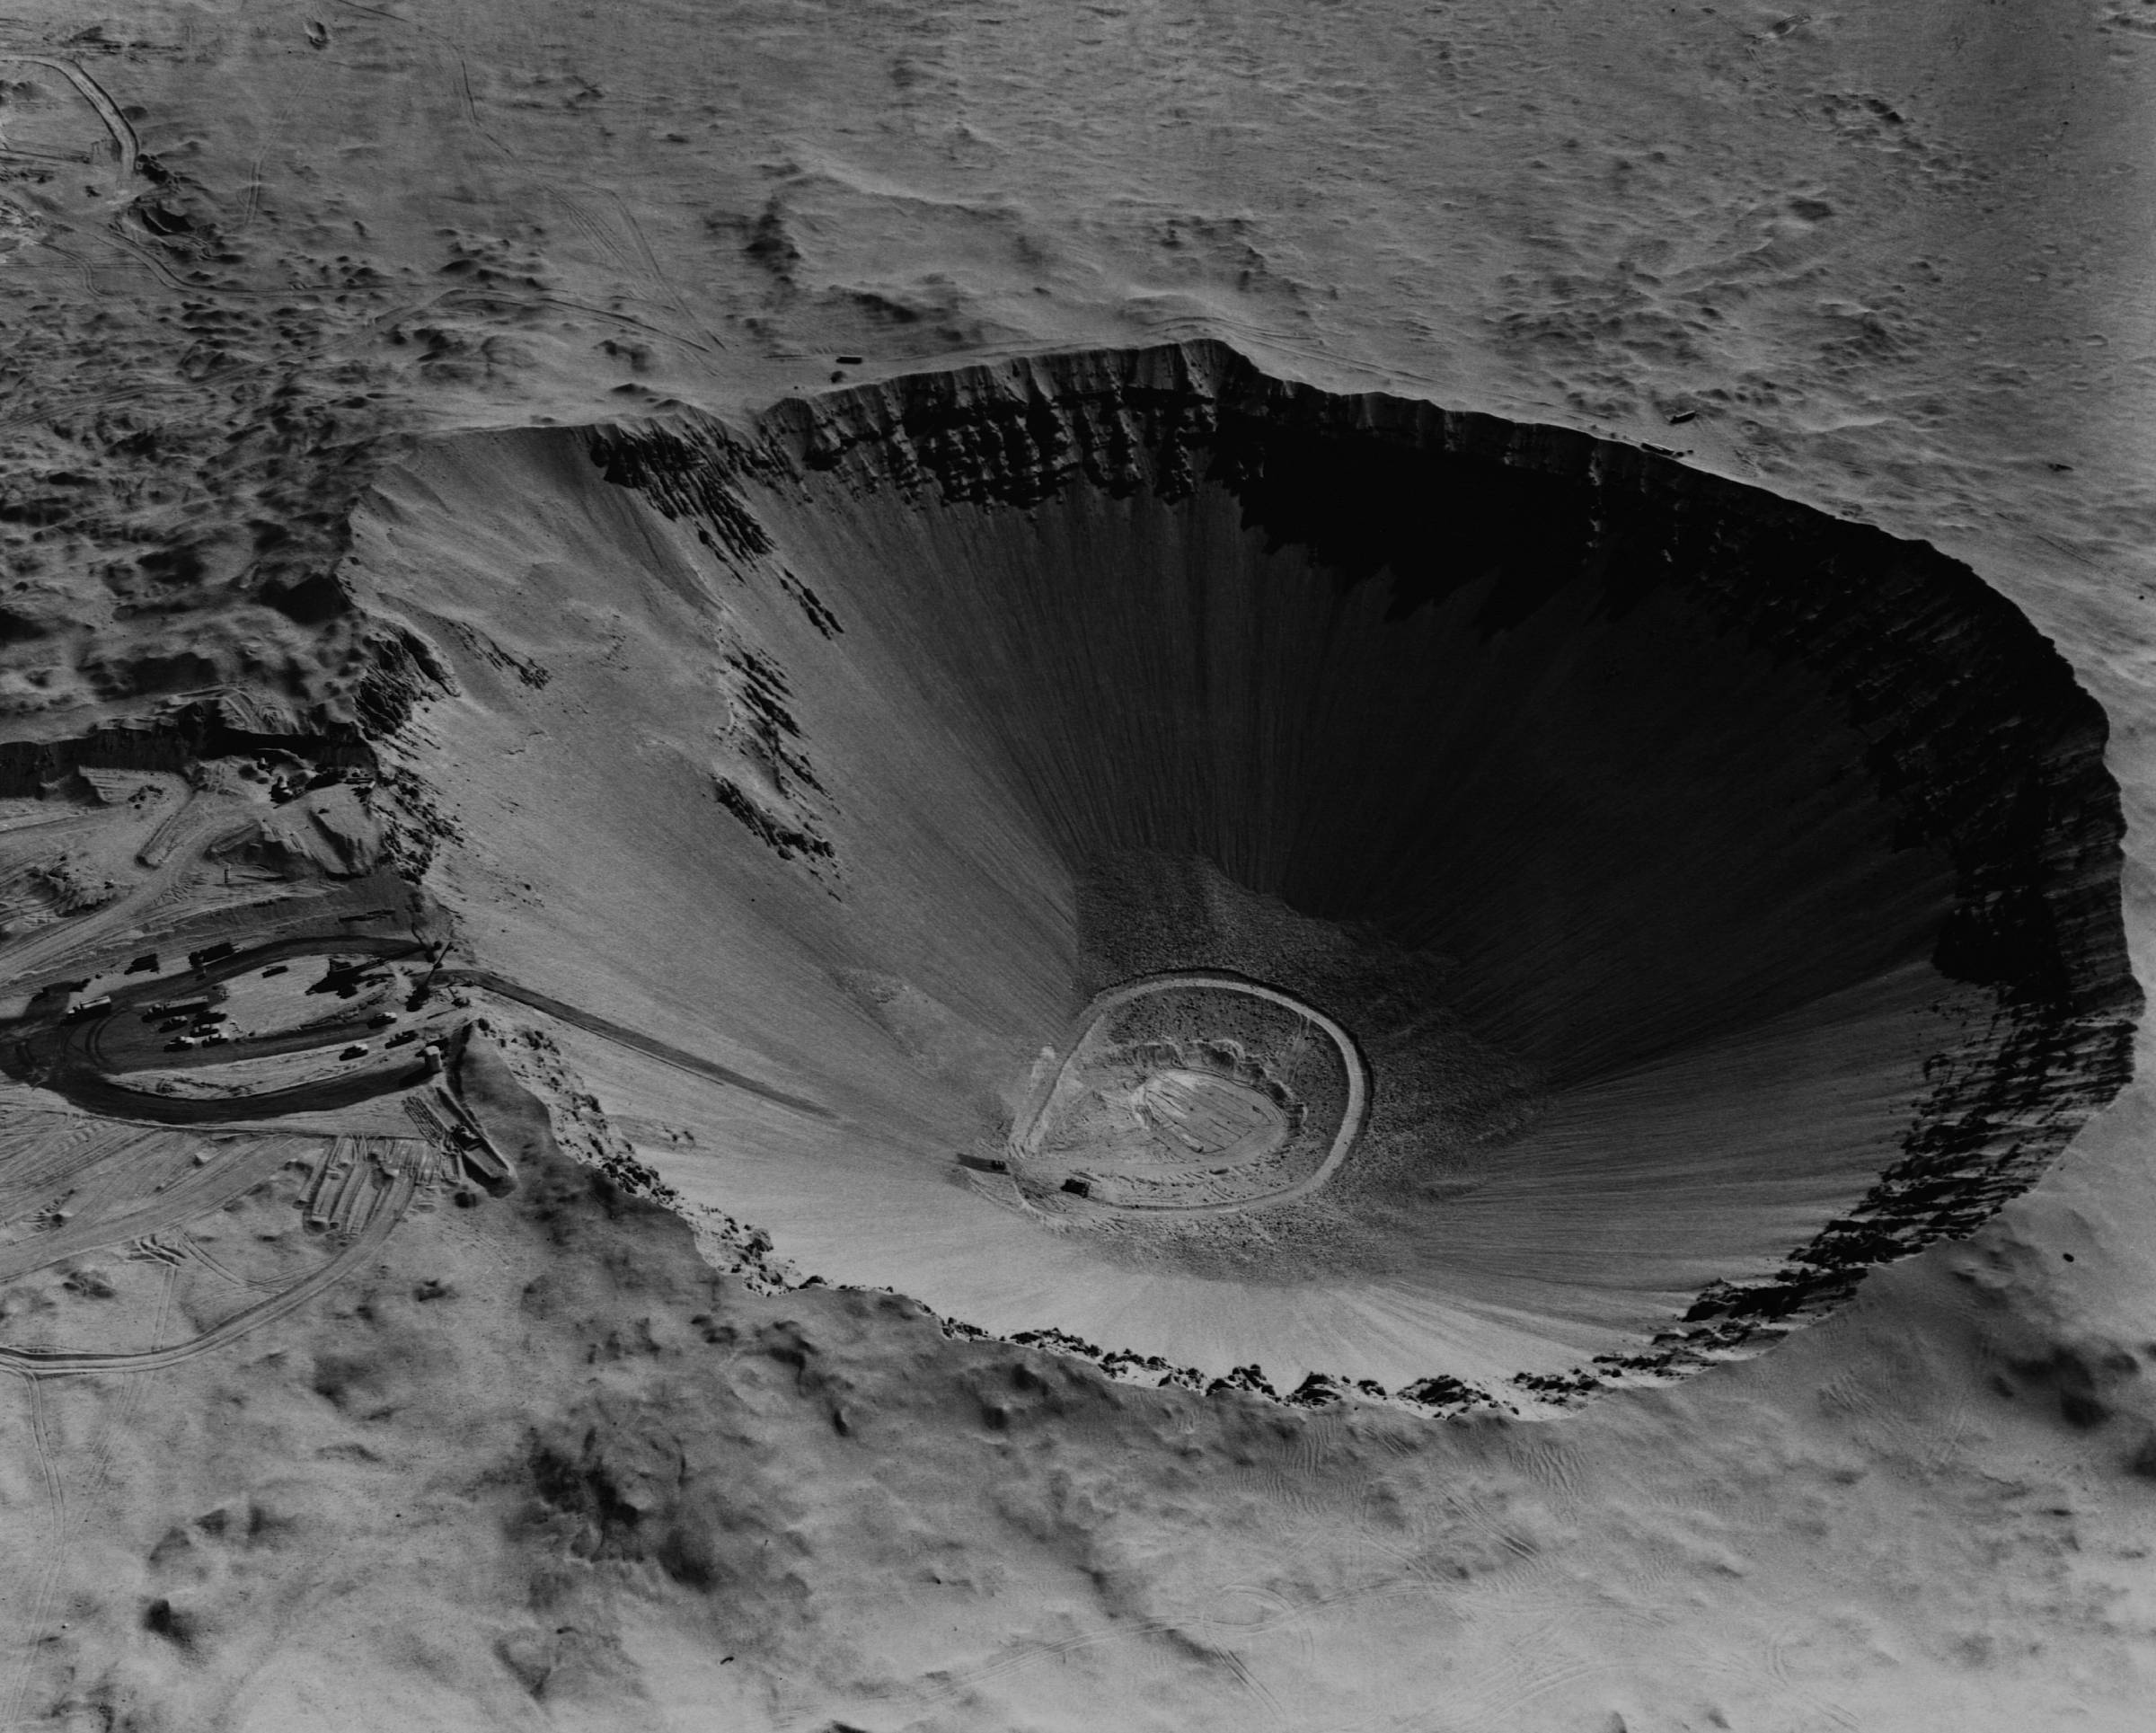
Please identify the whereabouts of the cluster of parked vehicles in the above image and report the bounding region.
[146,998,232,1051]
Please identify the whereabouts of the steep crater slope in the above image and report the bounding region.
[345,341,2139,1407]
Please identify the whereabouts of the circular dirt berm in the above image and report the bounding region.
[1003,972,1369,1219]
[572,341,2138,1407]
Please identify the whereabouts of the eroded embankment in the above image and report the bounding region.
[331,339,2138,1406]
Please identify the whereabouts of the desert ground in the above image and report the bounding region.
[1,3,2155,1729]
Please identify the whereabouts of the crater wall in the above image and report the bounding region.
[343,341,2139,1406]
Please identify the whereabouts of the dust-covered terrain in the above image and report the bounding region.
[3,2,2156,1729]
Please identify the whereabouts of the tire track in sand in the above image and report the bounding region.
[0,1375,68,1733]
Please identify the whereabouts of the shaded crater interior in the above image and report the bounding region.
[356,341,2138,1402]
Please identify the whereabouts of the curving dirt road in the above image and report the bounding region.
[2,924,835,1127]
[433,968,836,1121]
[0,1151,417,1378]
[2,932,435,1125]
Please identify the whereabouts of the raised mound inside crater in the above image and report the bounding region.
[348,341,2140,1408]
[1000,970,1368,1219]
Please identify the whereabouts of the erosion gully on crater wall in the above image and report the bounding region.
[7,340,2134,1419]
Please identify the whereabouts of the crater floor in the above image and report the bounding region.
[998,971,1366,1217]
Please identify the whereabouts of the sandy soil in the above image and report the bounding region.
[0,2,2153,1729]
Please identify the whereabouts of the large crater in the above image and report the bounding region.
[349,341,2140,1408]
